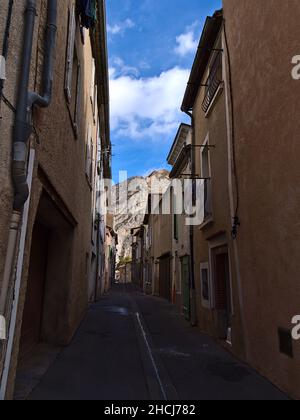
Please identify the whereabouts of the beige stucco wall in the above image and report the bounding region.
[223,0,300,399]
[0,0,101,398]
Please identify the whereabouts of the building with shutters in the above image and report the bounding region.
[177,2,300,399]
[0,0,111,399]
[220,0,300,399]
[181,9,240,349]
[167,123,192,317]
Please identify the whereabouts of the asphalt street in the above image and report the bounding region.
[26,284,288,400]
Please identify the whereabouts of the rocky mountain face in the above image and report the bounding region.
[113,170,170,262]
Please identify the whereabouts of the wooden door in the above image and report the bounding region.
[181,256,190,320]
[159,256,171,301]
[213,246,232,339]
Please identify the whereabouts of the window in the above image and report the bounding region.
[65,5,81,137]
[90,59,95,100]
[96,122,101,175]
[200,262,211,308]
[201,136,212,220]
[93,84,97,120]
[202,50,223,114]
[149,226,152,247]
[85,124,94,186]
[174,214,179,241]
[90,59,97,121]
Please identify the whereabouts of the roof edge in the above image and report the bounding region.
[181,9,223,113]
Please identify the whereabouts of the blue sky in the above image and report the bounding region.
[106,0,222,182]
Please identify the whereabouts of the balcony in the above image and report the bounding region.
[202,52,222,114]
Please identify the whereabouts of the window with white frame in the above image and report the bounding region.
[200,262,211,308]
[65,4,81,137]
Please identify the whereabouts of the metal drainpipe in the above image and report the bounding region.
[0,0,14,102]
[12,0,37,213]
[14,0,57,212]
[0,0,57,340]
[28,0,57,108]
[184,110,197,326]
[0,0,37,339]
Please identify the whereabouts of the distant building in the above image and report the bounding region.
[144,194,172,300]
[118,262,132,285]
[131,227,143,289]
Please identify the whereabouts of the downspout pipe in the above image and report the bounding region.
[0,0,14,100]
[0,0,57,339]
[184,110,197,326]
[0,0,37,338]
[28,0,57,108]
[12,0,37,212]
[13,0,57,211]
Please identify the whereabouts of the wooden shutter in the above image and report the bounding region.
[65,5,76,103]
[86,125,92,178]
[90,141,94,184]
[74,62,81,132]
[90,59,95,100]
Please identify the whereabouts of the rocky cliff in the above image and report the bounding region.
[113,170,170,262]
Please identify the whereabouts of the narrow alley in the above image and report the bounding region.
[18,285,286,401]
[1,0,300,403]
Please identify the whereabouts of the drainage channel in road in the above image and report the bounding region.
[128,292,179,401]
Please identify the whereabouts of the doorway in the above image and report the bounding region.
[18,222,49,361]
[181,256,190,321]
[159,255,171,301]
[212,246,232,340]
[15,189,75,399]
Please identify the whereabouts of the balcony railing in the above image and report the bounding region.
[202,52,222,114]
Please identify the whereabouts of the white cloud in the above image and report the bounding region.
[110,56,140,78]
[174,22,199,57]
[109,66,190,140]
[107,19,135,36]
